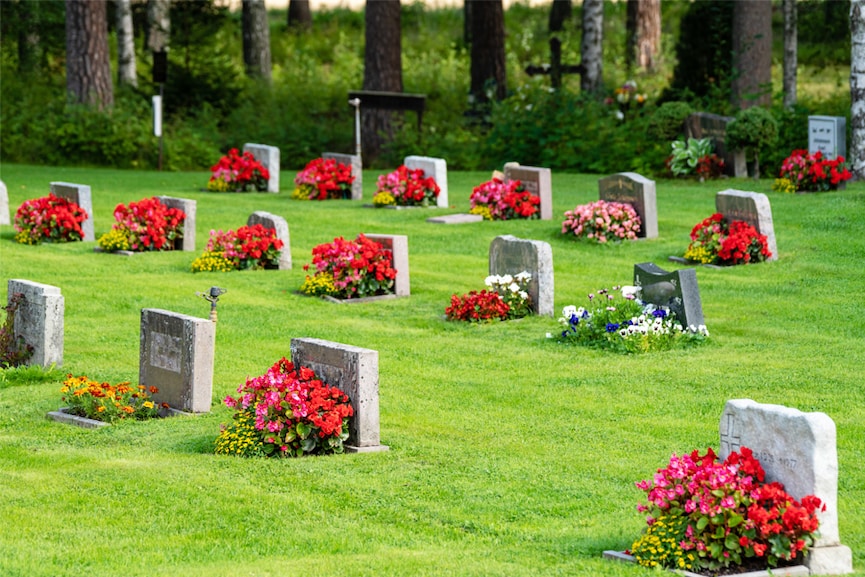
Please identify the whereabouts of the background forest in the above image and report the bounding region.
[0,0,853,174]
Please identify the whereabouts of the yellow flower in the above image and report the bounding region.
[143,401,154,409]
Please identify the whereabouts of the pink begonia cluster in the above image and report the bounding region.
[224,361,312,434]
[469,178,519,219]
[206,229,243,260]
[561,199,641,243]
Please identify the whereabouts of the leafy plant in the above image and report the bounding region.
[726,107,779,179]
[301,234,396,299]
[14,193,88,245]
[685,213,772,266]
[647,101,693,142]
[0,293,33,368]
[60,374,164,423]
[191,224,284,272]
[561,200,641,243]
[375,165,440,206]
[667,137,714,177]
[97,197,185,252]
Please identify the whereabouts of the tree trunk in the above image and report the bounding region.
[626,0,660,72]
[463,0,473,46]
[580,0,603,95]
[469,0,506,103]
[731,0,772,109]
[17,1,41,74]
[287,0,312,29]
[851,0,865,179]
[116,0,138,88]
[242,0,272,83]
[362,0,402,165]
[146,0,170,53]
[782,0,797,109]
[549,0,571,33]
[65,0,113,109]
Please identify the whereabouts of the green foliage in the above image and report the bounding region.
[648,102,693,142]
[727,107,779,152]
[668,138,714,177]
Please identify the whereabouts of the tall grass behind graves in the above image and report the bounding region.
[0,164,863,576]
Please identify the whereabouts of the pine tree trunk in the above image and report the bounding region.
[116,0,138,88]
[782,0,797,109]
[549,0,571,33]
[146,0,170,53]
[362,0,402,165]
[580,0,604,95]
[65,0,113,109]
[469,0,506,103]
[851,0,865,178]
[731,0,772,108]
[242,0,272,83]
[287,0,312,29]
[626,0,660,72]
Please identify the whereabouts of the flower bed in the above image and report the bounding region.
[773,149,851,193]
[684,214,771,266]
[469,178,540,220]
[190,224,283,272]
[300,234,396,299]
[216,357,353,457]
[445,272,532,322]
[293,157,355,200]
[97,197,185,252]
[14,193,88,244]
[207,148,270,192]
[60,374,166,423]
[629,447,822,574]
[373,165,440,207]
[554,286,708,354]
[561,199,641,243]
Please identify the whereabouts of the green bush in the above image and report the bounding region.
[647,102,693,142]
[727,107,778,178]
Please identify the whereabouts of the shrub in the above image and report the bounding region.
[647,101,693,141]
[726,107,779,179]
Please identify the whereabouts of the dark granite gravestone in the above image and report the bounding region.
[633,263,704,329]
[684,112,746,177]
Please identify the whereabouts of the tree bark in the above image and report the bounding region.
[287,0,312,29]
[469,0,506,103]
[116,0,138,88]
[146,0,170,53]
[463,0,473,46]
[65,0,113,109]
[362,0,402,164]
[731,0,772,109]
[242,0,272,83]
[782,0,797,109]
[580,0,603,95]
[549,0,571,33]
[851,0,865,178]
[626,0,660,72]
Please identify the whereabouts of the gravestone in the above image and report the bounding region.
[426,214,483,224]
[290,337,388,453]
[633,263,704,329]
[243,143,280,193]
[720,399,853,575]
[156,196,196,251]
[503,162,553,220]
[7,279,64,367]
[404,155,449,208]
[808,116,847,160]
[363,233,409,296]
[489,235,554,316]
[597,172,658,239]
[322,152,362,200]
[247,211,291,270]
[139,308,215,413]
[0,180,9,225]
[716,189,778,262]
[50,182,94,241]
[685,112,747,178]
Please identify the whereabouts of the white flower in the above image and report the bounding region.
[500,274,513,285]
[518,290,528,300]
[508,282,520,293]
[621,285,641,299]
[562,305,577,319]
[515,271,532,282]
[615,110,625,121]
[484,275,499,288]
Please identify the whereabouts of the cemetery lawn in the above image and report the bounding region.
[0,164,863,577]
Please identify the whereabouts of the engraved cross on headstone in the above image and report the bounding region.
[719,413,741,455]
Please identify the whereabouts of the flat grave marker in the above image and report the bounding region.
[426,214,483,224]
[247,211,291,269]
[404,155,448,207]
[489,235,554,316]
[7,279,64,367]
[243,143,280,192]
[598,172,658,239]
[322,152,362,200]
[50,182,94,241]
[716,189,778,261]
[633,263,704,329]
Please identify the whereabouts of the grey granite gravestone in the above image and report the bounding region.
[598,172,658,239]
[243,143,280,192]
[720,399,853,575]
[290,337,388,453]
[489,235,554,317]
[633,263,704,329]
[0,180,9,225]
[363,233,409,296]
[50,182,94,241]
[716,189,778,261]
[404,155,449,207]
[156,196,196,252]
[139,309,215,413]
[685,112,747,177]
[7,279,64,367]
[808,116,846,160]
[247,211,291,270]
[503,162,553,220]
[322,152,362,200]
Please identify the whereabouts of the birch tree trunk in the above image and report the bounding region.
[65,0,114,109]
[580,0,604,94]
[782,0,797,109]
[242,0,272,83]
[116,0,138,88]
[850,0,865,179]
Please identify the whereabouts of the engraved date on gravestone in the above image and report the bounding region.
[150,332,181,373]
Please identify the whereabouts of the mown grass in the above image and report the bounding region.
[0,164,863,577]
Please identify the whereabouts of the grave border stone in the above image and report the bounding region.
[156,195,196,252]
[633,263,704,329]
[7,279,64,367]
[290,337,388,453]
[139,308,215,414]
[715,189,778,262]
[597,172,658,239]
[503,162,553,221]
[243,143,280,193]
[247,211,291,270]
[50,182,94,241]
[426,214,483,224]
[322,152,363,200]
[404,155,449,208]
[489,235,554,317]
[0,180,9,226]
[364,233,410,297]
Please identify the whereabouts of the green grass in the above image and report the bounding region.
[0,164,863,576]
